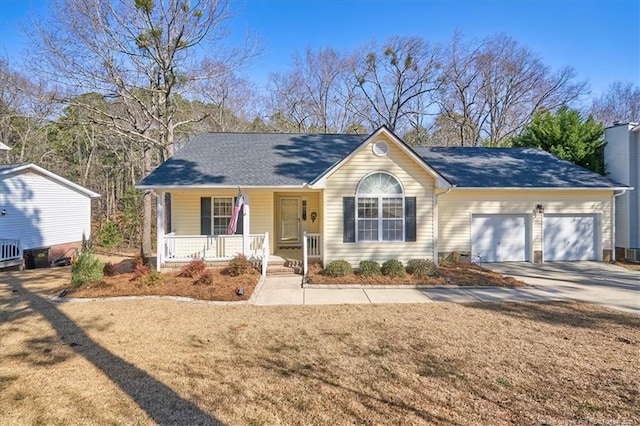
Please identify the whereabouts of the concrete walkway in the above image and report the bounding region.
[252,276,568,307]
[253,262,639,315]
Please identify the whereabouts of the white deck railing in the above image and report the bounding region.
[164,233,266,262]
[302,232,321,276]
[0,239,22,262]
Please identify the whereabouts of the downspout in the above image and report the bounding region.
[433,187,453,265]
[612,189,629,262]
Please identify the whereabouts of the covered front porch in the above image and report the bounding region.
[155,189,323,273]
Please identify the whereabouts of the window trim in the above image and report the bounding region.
[355,172,405,242]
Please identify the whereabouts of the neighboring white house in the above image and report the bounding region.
[604,122,640,261]
[0,163,100,268]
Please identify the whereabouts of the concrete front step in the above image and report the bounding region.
[267,266,302,276]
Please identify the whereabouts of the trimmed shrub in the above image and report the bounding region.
[131,263,150,281]
[381,260,405,277]
[178,258,206,278]
[194,269,214,285]
[227,254,252,277]
[71,249,104,288]
[130,263,163,286]
[324,260,352,277]
[95,221,123,248]
[358,260,381,277]
[140,269,163,287]
[406,259,440,278]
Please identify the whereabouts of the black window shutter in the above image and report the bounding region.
[200,197,211,235]
[343,197,355,242]
[235,197,244,235]
[405,197,416,242]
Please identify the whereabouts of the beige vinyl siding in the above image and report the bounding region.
[438,189,614,256]
[324,134,435,266]
[171,189,275,251]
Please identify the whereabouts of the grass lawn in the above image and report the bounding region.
[1,268,638,425]
[616,260,640,272]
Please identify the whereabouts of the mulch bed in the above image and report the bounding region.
[58,257,260,301]
[308,262,525,287]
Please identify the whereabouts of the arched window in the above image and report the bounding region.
[356,172,404,241]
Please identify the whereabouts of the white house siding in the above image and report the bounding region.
[323,134,435,267]
[438,189,613,261]
[0,171,92,250]
[604,124,634,249]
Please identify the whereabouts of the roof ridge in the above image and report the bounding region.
[195,131,368,137]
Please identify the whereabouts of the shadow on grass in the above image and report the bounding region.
[466,301,640,330]
[6,275,223,425]
[259,356,459,425]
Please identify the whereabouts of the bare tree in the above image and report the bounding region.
[590,81,640,126]
[351,36,443,133]
[27,0,256,258]
[438,33,588,146]
[267,48,360,133]
[0,58,56,163]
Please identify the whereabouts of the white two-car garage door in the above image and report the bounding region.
[471,215,529,262]
[543,214,598,261]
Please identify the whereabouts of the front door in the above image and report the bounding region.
[279,197,300,245]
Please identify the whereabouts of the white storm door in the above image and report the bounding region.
[543,215,597,261]
[280,197,300,243]
[471,215,528,262]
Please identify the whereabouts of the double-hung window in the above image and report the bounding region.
[201,197,235,235]
[212,197,233,235]
[356,172,404,241]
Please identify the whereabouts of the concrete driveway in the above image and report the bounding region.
[484,261,640,315]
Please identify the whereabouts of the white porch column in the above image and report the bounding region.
[156,191,165,271]
[242,193,250,257]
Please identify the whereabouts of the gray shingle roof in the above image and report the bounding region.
[413,146,624,188]
[138,132,368,187]
[138,132,626,190]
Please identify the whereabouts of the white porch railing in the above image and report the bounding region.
[0,239,22,262]
[164,233,266,262]
[261,232,270,277]
[302,232,321,276]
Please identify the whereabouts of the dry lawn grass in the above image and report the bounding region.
[1,268,638,425]
[616,260,640,272]
[309,262,526,287]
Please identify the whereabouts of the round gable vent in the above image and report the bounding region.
[372,140,389,157]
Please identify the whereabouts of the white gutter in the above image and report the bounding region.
[135,184,315,190]
[448,187,630,191]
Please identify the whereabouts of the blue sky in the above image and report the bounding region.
[1,0,638,99]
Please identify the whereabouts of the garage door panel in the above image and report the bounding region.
[472,215,528,262]
[543,215,597,261]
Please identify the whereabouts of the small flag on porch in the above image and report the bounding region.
[227,190,244,234]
